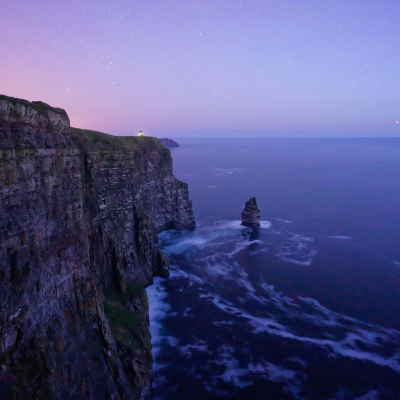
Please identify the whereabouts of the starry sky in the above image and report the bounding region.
[1,0,400,136]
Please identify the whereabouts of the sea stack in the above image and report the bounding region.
[241,197,261,227]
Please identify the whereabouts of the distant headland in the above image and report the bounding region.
[158,138,180,148]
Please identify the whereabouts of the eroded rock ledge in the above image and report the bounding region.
[0,95,195,399]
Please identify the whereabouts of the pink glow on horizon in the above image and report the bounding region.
[1,0,400,137]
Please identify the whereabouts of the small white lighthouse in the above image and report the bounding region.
[138,131,144,137]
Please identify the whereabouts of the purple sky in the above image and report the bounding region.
[1,0,400,136]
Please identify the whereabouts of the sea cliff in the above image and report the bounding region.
[0,95,195,399]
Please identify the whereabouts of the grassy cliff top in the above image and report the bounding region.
[0,94,67,116]
[71,127,169,154]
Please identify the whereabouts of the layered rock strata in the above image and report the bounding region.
[0,95,195,399]
[241,197,261,227]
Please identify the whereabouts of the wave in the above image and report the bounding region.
[275,233,317,266]
[215,219,271,230]
[354,391,380,400]
[146,277,173,368]
[203,292,400,372]
[150,219,400,397]
[275,218,293,224]
[160,220,271,256]
[212,344,303,395]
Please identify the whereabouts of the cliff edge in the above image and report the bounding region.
[0,95,195,399]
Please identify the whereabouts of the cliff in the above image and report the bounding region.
[157,138,179,149]
[0,95,195,399]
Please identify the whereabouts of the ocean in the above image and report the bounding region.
[147,138,400,400]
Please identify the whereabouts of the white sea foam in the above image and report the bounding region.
[251,360,300,381]
[214,220,271,230]
[165,235,213,253]
[169,266,204,285]
[179,343,209,358]
[200,255,269,304]
[214,220,249,230]
[201,292,400,373]
[213,345,249,388]
[260,281,299,309]
[275,218,293,224]
[228,240,262,256]
[152,218,400,394]
[276,232,317,266]
[354,390,380,400]
[146,277,171,364]
[164,220,271,257]
[182,307,193,317]
[213,320,235,326]
[212,345,303,393]
[279,255,315,266]
[298,297,359,324]
[285,357,308,367]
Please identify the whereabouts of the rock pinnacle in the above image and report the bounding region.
[241,197,261,227]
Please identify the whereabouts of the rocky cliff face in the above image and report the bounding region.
[0,95,195,399]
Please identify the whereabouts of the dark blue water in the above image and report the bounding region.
[147,138,400,400]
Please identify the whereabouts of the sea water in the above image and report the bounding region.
[147,138,400,400]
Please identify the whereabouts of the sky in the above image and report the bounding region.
[1,0,400,137]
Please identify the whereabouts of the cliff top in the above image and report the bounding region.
[0,94,170,155]
[71,127,170,154]
[0,94,67,116]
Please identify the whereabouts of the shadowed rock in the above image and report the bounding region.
[241,197,261,227]
[158,138,180,148]
[0,94,195,400]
